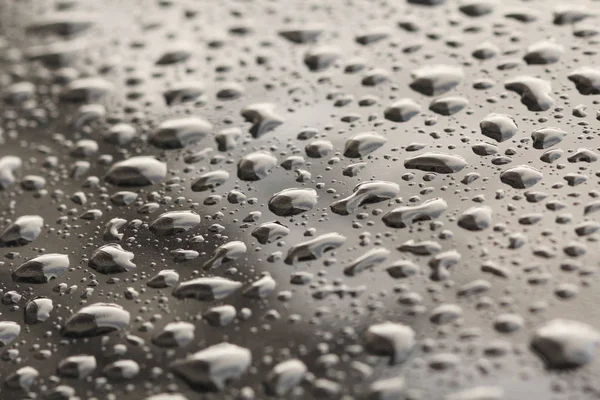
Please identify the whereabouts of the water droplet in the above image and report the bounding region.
[203,240,247,269]
[24,297,53,324]
[172,277,242,301]
[504,76,554,111]
[531,319,600,369]
[480,113,518,142]
[0,321,20,347]
[429,96,468,116]
[265,359,307,396]
[410,65,463,96]
[457,206,492,231]
[191,170,229,192]
[567,67,600,95]
[88,244,136,274]
[61,303,130,338]
[170,342,251,391]
[524,40,564,64]
[57,355,97,379]
[500,165,543,189]
[365,322,415,365]
[237,151,277,180]
[284,232,346,265]
[149,117,213,149]
[343,131,387,158]
[331,181,399,215]
[13,253,69,283]
[268,188,318,216]
[251,221,290,244]
[404,153,468,173]
[105,156,167,186]
[0,215,43,246]
[304,46,340,72]
[241,103,284,138]
[383,198,447,228]
[149,211,201,236]
[60,77,113,102]
[152,322,195,348]
[344,248,390,276]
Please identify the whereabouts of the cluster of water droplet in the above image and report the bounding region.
[0,0,600,398]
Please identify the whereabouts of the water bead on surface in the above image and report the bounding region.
[268,188,318,216]
[61,303,130,338]
[105,156,167,186]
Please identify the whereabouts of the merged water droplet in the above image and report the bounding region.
[203,240,247,270]
[504,76,554,111]
[241,103,285,138]
[285,232,346,265]
[383,198,447,228]
[331,181,399,215]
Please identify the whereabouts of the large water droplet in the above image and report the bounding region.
[61,303,130,338]
[88,244,136,274]
[170,342,251,391]
[268,188,318,216]
[105,156,167,186]
[149,117,213,149]
[12,253,69,283]
[149,211,201,236]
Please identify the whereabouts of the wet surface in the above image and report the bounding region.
[1,0,600,399]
